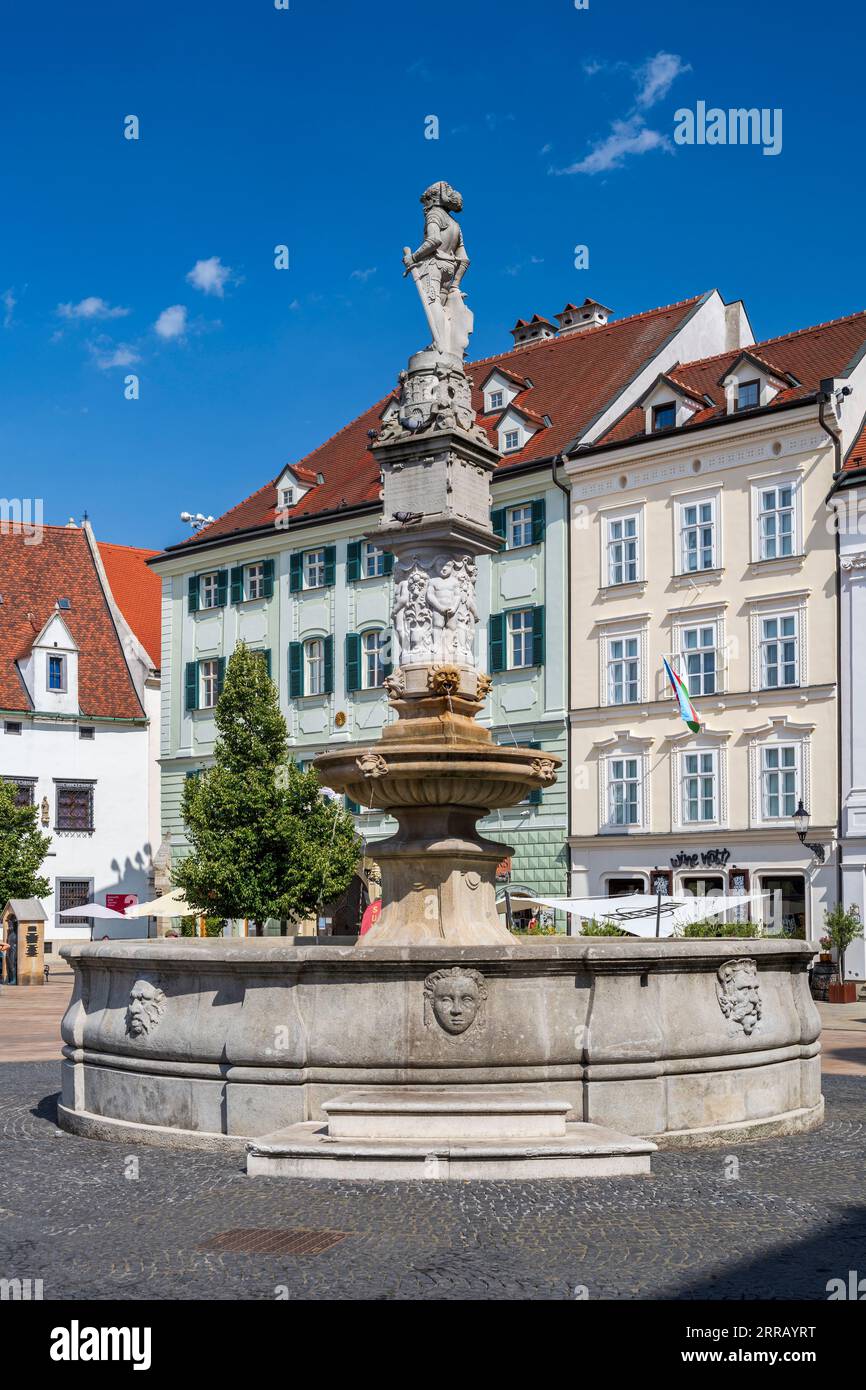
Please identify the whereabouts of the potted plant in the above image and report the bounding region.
[823,904,863,1003]
[819,935,832,963]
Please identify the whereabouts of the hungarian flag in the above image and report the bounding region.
[663,657,701,733]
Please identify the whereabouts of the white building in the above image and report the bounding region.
[832,421,866,979]
[0,520,162,956]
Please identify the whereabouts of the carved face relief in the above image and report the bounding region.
[424,967,487,1035]
[716,958,762,1036]
[126,978,166,1039]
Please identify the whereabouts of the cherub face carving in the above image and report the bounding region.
[424,967,487,1035]
[126,978,165,1038]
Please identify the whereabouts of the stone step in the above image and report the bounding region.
[323,1088,572,1141]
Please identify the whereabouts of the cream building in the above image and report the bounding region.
[564,310,866,940]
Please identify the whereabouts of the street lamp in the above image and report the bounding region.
[793,799,826,864]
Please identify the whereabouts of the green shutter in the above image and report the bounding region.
[346,541,361,582]
[216,570,228,607]
[489,614,505,673]
[491,508,506,543]
[345,632,362,692]
[288,642,303,698]
[216,656,226,696]
[345,795,360,815]
[531,497,546,545]
[289,553,303,592]
[263,557,275,598]
[324,545,336,587]
[230,567,244,604]
[262,648,272,679]
[185,661,198,711]
[532,606,545,667]
[188,576,200,613]
[323,634,334,694]
[383,550,395,576]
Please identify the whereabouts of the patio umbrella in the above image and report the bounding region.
[59,903,129,919]
[123,888,189,918]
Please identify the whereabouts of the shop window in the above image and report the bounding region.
[760,875,806,939]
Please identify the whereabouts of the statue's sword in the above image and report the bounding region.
[403,248,445,355]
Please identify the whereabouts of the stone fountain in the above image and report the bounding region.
[57,183,823,1176]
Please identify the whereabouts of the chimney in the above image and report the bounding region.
[509,314,558,347]
[555,299,612,335]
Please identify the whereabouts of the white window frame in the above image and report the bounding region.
[303,548,326,590]
[759,612,799,690]
[362,541,385,578]
[508,503,534,549]
[503,428,521,453]
[361,630,386,689]
[200,572,220,609]
[675,492,719,575]
[47,653,67,693]
[604,509,642,587]
[748,593,808,691]
[305,638,325,696]
[671,737,728,830]
[246,562,265,600]
[489,389,504,411]
[280,486,294,508]
[760,743,800,821]
[507,608,534,670]
[747,721,812,829]
[678,621,720,697]
[682,749,718,825]
[607,635,640,706]
[751,474,802,563]
[199,659,220,709]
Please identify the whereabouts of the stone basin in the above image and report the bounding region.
[58,936,823,1153]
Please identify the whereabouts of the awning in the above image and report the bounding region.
[123,889,189,919]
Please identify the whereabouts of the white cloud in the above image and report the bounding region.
[185,256,233,298]
[2,288,15,328]
[556,50,689,176]
[635,52,692,109]
[154,305,188,340]
[56,296,130,320]
[350,267,377,283]
[553,116,672,175]
[88,341,141,371]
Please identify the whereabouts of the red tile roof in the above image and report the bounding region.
[164,293,710,555]
[0,526,145,718]
[594,310,866,449]
[98,541,162,669]
[844,418,866,473]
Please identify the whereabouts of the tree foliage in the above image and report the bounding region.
[173,644,359,926]
[823,903,863,983]
[0,780,51,908]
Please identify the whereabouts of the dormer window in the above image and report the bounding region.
[489,390,504,412]
[652,403,676,432]
[280,486,294,508]
[504,429,520,452]
[737,379,760,411]
[47,654,66,692]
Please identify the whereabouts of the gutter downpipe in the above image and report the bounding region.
[817,387,844,911]
[551,455,573,902]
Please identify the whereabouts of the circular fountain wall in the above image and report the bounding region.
[59,936,822,1152]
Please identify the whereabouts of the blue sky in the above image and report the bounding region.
[2,0,864,550]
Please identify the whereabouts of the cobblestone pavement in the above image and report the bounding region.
[1,1063,864,1301]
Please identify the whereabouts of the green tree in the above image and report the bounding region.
[0,780,51,907]
[823,903,864,983]
[174,643,359,932]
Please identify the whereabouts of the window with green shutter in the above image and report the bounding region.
[289,552,303,592]
[323,634,334,694]
[215,571,228,607]
[187,576,200,613]
[185,661,198,711]
[345,632,362,692]
[230,567,244,604]
[288,642,303,698]
[489,613,506,673]
[383,551,395,576]
[491,508,506,542]
[216,656,226,697]
[346,541,361,582]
